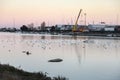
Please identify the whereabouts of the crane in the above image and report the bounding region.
[72,9,82,32]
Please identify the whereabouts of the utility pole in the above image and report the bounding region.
[84,13,86,26]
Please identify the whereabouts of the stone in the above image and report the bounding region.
[48,58,63,62]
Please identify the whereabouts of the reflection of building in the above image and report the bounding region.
[41,36,45,39]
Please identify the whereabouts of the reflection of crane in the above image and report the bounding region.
[73,36,86,64]
[72,9,82,32]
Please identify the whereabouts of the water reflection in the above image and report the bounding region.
[0,32,120,80]
[72,36,83,64]
[21,35,34,40]
[41,35,45,39]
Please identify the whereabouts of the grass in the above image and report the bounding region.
[53,76,67,80]
[0,64,68,80]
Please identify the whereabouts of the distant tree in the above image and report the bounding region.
[37,26,41,30]
[50,26,55,32]
[41,21,46,31]
[28,23,34,31]
[20,25,28,31]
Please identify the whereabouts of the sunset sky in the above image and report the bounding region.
[0,0,120,27]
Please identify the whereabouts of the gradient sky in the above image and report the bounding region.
[0,0,120,27]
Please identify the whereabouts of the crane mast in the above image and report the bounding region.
[72,9,82,32]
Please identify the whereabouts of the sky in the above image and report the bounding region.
[0,0,120,28]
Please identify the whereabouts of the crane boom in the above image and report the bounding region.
[72,9,82,32]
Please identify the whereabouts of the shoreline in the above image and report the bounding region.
[0,31,120,37]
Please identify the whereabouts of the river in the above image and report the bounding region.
[0,32,120,80]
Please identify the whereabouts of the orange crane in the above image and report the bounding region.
[72,9,82,32]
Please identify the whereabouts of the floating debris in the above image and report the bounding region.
[48,58,63,62]
[26,51,31,55]
[22,51,31,55]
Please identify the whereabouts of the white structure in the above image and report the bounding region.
[56,25,73,31]
[104,25,115,31]
[88,24,106,31]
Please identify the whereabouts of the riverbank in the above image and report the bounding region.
[0,64,67,80]
[1,31,120,37]
[60,31,120,37]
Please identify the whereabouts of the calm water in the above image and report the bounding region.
[0,32,120,80]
